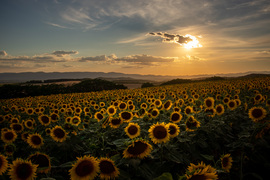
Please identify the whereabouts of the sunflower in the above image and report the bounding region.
[166,123,180,138]
[149,108,160,119]
[38,115,51,126]
[119,111,133,122]
[154,99,162,107]
[50,125,67,142]
[10,123,24,133]
[0,115,5,123]
[71,116,81,126]
[204,97,215,108]
[1,129,17,144]
[123,139,153,159]
[27,133,44,149]
[220,154,233,173]
[109,117,123,128]
[8,158,38,180]
[28,152,51,173]
[185,161,218,180]
[107,106,117,116]
[185,116,201,132]
[0,154,8,175]
[223,97,230,104]
[140,102,148,109]
[94,112,104,122]
[248,106,267,122]
[215,104,225,116]
[170,111,182,123]
[74,107,82,115]
[69,155,100,180]
[98,157,120,180]
[227,100,237,110]
[118,102,127,110]
[50,113,59,122]
[163,100,172,110]
[148,122,170,144]
[4,144,16,156]
[184,106,194,115]
[26,108,34,115]
[24,119,34,129]
[125,123,141,139]
[204,108,216,117]
[21,132,30,142]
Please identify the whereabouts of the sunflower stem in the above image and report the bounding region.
[240,151,244,180]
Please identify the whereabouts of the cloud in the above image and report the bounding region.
[52,50,78,57]
[148,32,202,48]
[0,50,8,56]
[182,55,205,61]
[79,55,110,62]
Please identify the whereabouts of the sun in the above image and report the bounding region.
[183,34,202,50]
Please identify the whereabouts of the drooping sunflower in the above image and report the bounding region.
[170,111,182,123]
[185,116,201,132]
[123,139,153,159]
[8,158,38,180]
[163,100,172,110]
[204,108,216,117]
[220,154,233,173]
[94,112,104,122]
[185,161,218,180]
[204,97,215,108]
[215,104,225,116]
[1,129,17,144]
[125,123,141,139]
[107,105,117,116]
[0,154,8,175]
[227,100,237,110]
[27,133,44,149]
[148,122,170,144]
[119,111,133,122]
[50,125,67,142]
[71,116,81,126]
[28,152,51,174]
[166,123,180,138]
[248,106,267,122]
[98,157,120,180]
[38,115,51,126]
[69,155,100,180]
[109,117,123,128]
[10,123,24,133]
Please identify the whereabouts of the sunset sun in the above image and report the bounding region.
[183,34,202,50]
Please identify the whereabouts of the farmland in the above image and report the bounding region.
[0,76,269,180]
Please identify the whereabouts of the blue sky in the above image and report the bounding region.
[0,0,270,76]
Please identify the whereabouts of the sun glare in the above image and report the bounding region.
[183,34,202,50]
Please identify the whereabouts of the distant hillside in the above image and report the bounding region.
[1,71,270,83]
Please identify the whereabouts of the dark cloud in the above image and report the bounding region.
[149,32,193,45]
[52,50,78,57]
[0,50,8,56]
[117,54,174,63]
[79,55,109,62]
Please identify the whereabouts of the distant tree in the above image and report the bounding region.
[141,82,155,88]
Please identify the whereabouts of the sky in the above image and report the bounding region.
[0,0,270,76]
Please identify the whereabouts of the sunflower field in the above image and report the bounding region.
[0,76,270,180]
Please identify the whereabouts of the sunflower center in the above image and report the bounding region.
[4,132,14,140]
[111,118,121,125]
[229,102,235,108]
[99,160,115,174]
[151,110,158,117]
[153,126,167,139]
[108,108,115,114]
[222,157,229,167]
[216,106,222,113]
[252,108,263,118]
[32,136,42,145]
[185,108,191,114]
[127,141,148,155]
[26,121,33,127]
[128,126,138,135]
[15,163,33,179]
[189,174,207,180]
[205,100,212,107]
[96,113,103,120]
[164,102,171,109]
[171,113,180,121]
[41,116,49,124]
[121,112,131,120]
[13,124,23,131]
[75,160,94,177]
[30,154,49,168]
[169,126,176,135]
[54,128,65,138]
